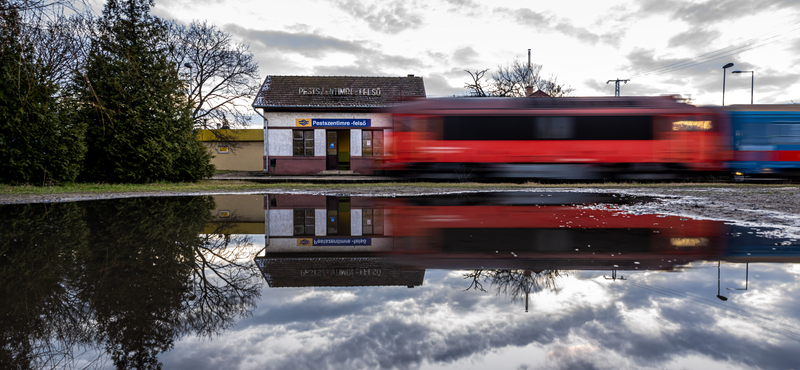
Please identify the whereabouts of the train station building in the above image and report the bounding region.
[251,75,426,175]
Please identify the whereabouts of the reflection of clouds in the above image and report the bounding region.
[164,264,800,369]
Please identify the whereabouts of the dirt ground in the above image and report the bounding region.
[3,184,799,237]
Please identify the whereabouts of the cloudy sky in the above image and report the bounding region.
[160,260,800,370]
[126,0,800,107]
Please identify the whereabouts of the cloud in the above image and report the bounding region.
[667,28,722,49]
[413,73,463,97]
[223,25,368,58]
[335,0,425,34]
[635,0,800,24]
[494,8,610,46]
[160,262,800,370]
[452,46,479,65]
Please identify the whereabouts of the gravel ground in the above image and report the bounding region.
[3,184,799,236]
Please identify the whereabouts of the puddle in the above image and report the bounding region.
[2,192,800,369]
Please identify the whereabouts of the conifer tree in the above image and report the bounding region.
[75,0,213,183]
[0,1,86,184]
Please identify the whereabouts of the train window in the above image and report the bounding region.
[672,120,712,131]
[536,117,575,139]
[573,116,652,140]
[443,116,536,140]
[767,122,800,144]
[441,115,652,140]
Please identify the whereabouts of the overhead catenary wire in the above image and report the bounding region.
[629,20,800,79]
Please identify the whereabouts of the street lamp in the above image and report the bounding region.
[184,63,193,98]
[732,70,754,104]
[722,63,734,106]
[717,260,728,301]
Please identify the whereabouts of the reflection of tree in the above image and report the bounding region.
[0,196,263,369]
[0,202,94,369]
[78,197,205,369]
[464,269,567,311]
[184,218,262,338]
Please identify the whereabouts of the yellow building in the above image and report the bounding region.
[200,129,264,171]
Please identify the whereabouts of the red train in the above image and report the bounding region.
[384,96,729,180]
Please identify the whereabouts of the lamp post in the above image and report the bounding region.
[722,63,734,106]
[717,260,728,301]
[732,70,754,104]
[184,63,193,99]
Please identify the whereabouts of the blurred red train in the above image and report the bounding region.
[384,96,729,180]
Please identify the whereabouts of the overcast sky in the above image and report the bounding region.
[133,0,800,106]
[160,261,800,370]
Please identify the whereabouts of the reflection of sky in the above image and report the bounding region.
[161,259,800,370]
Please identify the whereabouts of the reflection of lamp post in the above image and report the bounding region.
[722,63,734,106]
[732,70,754,104]
[726,262,749,291]
[604,269,626,281]
[717,260,728,301]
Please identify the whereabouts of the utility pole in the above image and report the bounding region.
[606,79,629,97]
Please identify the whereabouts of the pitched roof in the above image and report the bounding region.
[253,75,426,109]
[529,90,551,97]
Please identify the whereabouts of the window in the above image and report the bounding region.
[293,209,315,236]
[441,115,652,140]
[217,146,229,154]
[293,130,314,156]
[362,130,383,156]
[767,122,800,144]
[361,209,384,235]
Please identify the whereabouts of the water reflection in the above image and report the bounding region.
[3,192,800,369]
[0,197,262,369]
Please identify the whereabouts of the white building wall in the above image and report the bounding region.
[314,129,326,157]
[350,129,362,157]
[350,209,362,236]
[268,129,292,156]
[268,209,294,236]
[315,209,326,236]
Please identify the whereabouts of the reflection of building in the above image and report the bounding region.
[203,192,770,287]
[255,257,424,288]
[256,194,425,288]
[206,194,267,234]
[252,75,426,175]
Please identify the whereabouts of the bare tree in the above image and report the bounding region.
[183,218,262,338]
[464,69,489,97]
[464,269,567,310]
[169,20,261,136]
[490,58,543,97]
[463,57,574,97]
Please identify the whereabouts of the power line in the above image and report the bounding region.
[629,20,800,79]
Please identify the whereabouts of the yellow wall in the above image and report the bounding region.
[201,129,263,141]
[204,142,264,171]
[200,129,264,171]
[205,194,266,234]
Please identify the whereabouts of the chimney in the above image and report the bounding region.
[525,86,534,97]
[407,74,414,77]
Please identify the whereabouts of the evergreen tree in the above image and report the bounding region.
[0,2,86,184]
[75,0,213,183]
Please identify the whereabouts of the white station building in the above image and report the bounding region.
[251,75,426,175]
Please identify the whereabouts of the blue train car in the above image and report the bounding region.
[726,105,800,180]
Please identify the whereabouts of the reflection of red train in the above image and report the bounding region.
[383,194,728,270]
[385,96,729,180]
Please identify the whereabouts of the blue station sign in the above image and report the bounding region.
[296,118,371,128]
